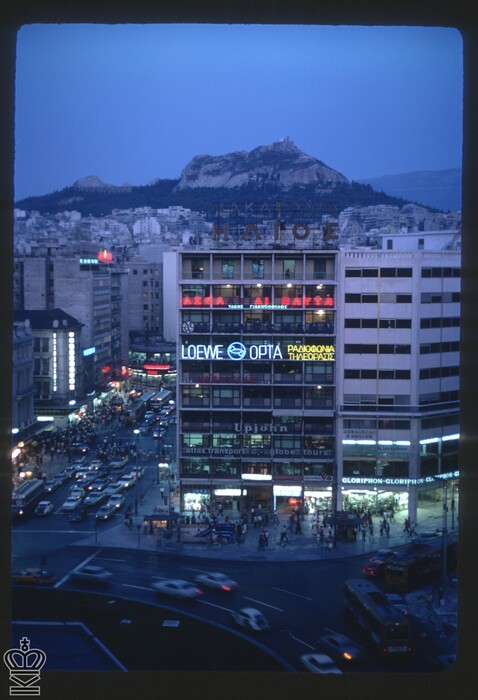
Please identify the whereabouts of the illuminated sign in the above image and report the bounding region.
[181,341,335,362]
[287,344,335,361]
[144,364,171,371]
[97,249,113,263]
[181,342,283,361]
[182,295,334,308]
[83,346,96,357]
[342,470,459,486]
[79,258,99,265]
[234,423,287,434]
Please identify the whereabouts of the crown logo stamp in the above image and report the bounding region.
[3,637,46,696]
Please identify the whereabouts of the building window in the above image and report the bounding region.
[192,259,205,279]
[283,260,296,279]
[252,259,265,279]
[221,260,234,279]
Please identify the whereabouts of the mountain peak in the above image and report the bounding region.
[176,140,348,190]
[72,176,132,192]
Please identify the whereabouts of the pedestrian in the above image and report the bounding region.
[295,518,302,535]
[385,521,390,538]
[409,521,416,537]
[280,526,289,546]
[361,527,367,542]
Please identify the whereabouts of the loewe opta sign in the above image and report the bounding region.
[181,341,335,361]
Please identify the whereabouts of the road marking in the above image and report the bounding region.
[242,596,284,612]
[122,583,154,592]
[53,549,101,588]
[272,587,313,601]
[95,557,128,562]
[198,600,234,614]
[289,632,315,650]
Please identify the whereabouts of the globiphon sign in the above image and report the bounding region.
[181,341,335,362]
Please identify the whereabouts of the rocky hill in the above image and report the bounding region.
[15,141,435,219]
[176,139,349,190]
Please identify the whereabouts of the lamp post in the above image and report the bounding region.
[441,479,448,594]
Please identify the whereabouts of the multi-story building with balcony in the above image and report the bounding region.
[164,232,460,523]
[164,248,338,515]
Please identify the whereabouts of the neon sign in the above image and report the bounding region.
[181,295,334,308]
[287,344,335,361]
[181,341,335,362]
[98,249,113,263]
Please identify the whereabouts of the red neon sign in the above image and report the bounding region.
[143,364,171,371]
[97,249,113,263]
[181,295,334,307]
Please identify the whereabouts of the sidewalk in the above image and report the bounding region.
[75,473,456,564]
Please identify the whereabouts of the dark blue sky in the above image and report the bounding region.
[14,24,463,200]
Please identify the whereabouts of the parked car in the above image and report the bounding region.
[318,631,362,662]
[69,506,88,523]
[12,568,57,586]
[34,500,54,516]
[95,504,117,521]
[300,653,342,674]
[194,571,239,592]
[107,493,126,510]
[151,579,203,599]
[70,565,112,584]
[231,608,270,632]
[62,496,83,512]
[362,549,399,577]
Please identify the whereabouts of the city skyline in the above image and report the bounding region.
[14,24,463,201]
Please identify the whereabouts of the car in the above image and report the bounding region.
[103,483,123,497]
[70,565,112,584]
[34,500,54,516]
[231,607,270,632]
[318,631,362,662]
[128,466,146,479]
[385,593,409,615]
[151,579,203,599]
[194,571,239,592]
[71,457,86,467]
[300,653,343,674]
[43,479,61,493]
[62,465,79,479]
[70,486,85,500]
[70,443,89,454]
[95,504,117,521]
[12,568,57,586]
[139,425,151,436]
[362,549,399,577]
[86,460,104,471]
[62,496,83,512]
[107,493,126,509]
[53,472,70,486]
[69,507,88,522]
[117,475,137,489]
[83,492,107,508]
[86,478,109,492]
[109,457,129,469]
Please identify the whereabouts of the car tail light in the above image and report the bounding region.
[343,652,353,661]
[221,585,231,591]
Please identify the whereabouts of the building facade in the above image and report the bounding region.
[12,319,35,433]
[167,239,460,523]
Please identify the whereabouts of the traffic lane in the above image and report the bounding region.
[12,587,288,672]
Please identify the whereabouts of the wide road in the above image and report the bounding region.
[11,417,452,673]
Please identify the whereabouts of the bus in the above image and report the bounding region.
[123,390,158,424]
[384,535,458,593]
[344,579,412,655]
[150,388,173,412]
[12,479,46,518]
